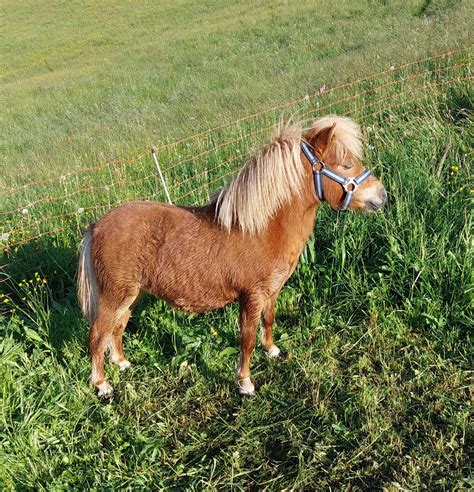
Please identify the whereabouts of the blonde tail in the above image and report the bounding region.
[77,226,99,325]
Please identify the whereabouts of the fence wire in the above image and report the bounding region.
[1,48,472,316]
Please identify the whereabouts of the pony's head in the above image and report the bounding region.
[303,116,386,212]
[214,115,386,236]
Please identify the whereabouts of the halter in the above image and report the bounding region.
[301,141,372,211]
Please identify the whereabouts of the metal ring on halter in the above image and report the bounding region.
[342,178,359,193]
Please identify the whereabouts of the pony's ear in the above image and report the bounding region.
[308,122,337,156]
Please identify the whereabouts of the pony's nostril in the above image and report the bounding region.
[366,188,387,211]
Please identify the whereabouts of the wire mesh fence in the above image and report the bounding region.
[1,47,472,315]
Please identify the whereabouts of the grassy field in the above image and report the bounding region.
[2,0,473,185]
[1,1,473,490]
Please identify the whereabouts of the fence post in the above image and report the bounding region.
[151,149,172,204]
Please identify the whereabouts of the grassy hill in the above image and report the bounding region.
[1,0,472,185]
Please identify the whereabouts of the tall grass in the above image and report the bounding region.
[0,56,472,488]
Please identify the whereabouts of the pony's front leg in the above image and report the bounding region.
[260,293,283,359]
[237,294,264,396]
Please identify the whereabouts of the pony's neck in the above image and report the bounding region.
[265,178,319,250]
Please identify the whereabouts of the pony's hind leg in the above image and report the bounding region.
[89,305,116,398]
[109,308,132,370]
[260,293,282,359]
[89,291,140,398]
[109,290,143,370]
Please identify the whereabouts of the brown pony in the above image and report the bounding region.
[78,115,386,398]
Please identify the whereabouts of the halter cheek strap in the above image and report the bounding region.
[301,141,372,211]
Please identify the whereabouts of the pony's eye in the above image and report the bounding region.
[341,161,354,170]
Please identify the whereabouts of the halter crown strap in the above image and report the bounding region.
[300,141,320,166]
[300,142,372,211]
[301,141,324,200]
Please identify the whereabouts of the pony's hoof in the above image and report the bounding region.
[268,346,281,359]
[96,381,114,399]
[268,346,288,360]
[238,377,255,397]
[117,359,131,371]
[110,357,131,370]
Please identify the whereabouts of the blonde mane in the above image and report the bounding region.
[215,123,303,235]
[214,115,362,235]
[307,115,363,161]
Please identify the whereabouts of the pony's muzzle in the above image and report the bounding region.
[365,187,387,211]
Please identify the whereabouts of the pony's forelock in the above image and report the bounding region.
[214,123,303,235]
[307,115,363,161]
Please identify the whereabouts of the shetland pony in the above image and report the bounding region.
[78,115,386,398]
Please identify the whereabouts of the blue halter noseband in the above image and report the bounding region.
[301,141,372,211]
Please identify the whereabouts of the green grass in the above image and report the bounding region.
[1,60,473,489]
[1,0,472,185]
[1,1,473,489]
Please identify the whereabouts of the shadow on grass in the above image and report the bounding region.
[440,85,473,125]
[1,236,86,361]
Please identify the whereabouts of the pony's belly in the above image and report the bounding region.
[146,281,237,314]
[167,295,235,313]
[159,291,236,313]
